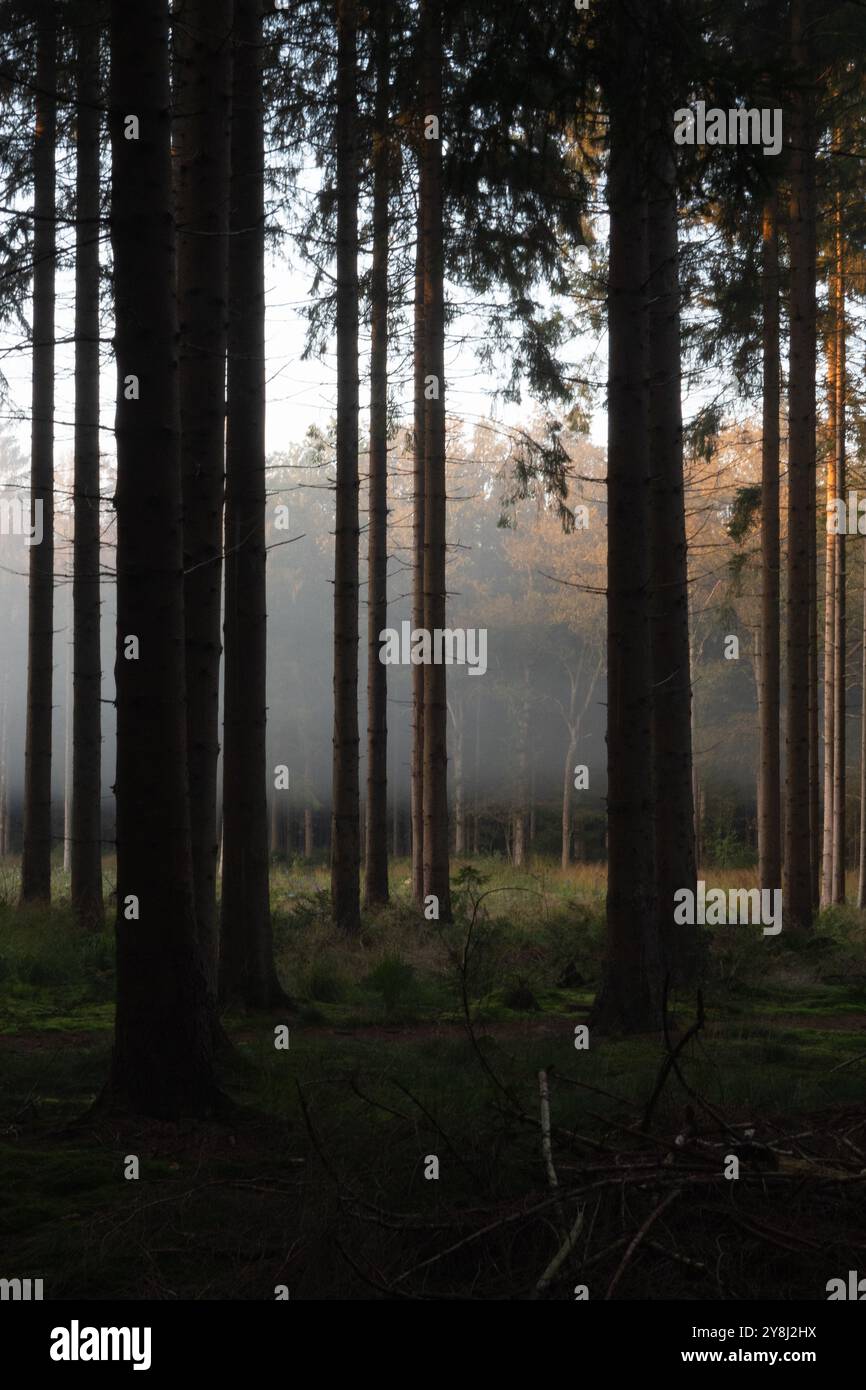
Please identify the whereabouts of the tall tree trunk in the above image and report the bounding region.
[21,0,56,904]
[63,603,71,875]
[472,678,480,855]
[858,547,866,909]
[831,186,846,905]
[330,0,362,933]
[810,467,820,911]
[175,0,233,997]
[592,5,660,1032]
[420,0,451,920]
[220,0,286,1004]
[758,189,782,897]
[0,691,7,857]
[71,3,104,928]
[108,0,216,1116]
[410,210,425,904]
[820,305,837,908]
[784,0,816,936]
[646,64,697,988]
[364,5,390,908]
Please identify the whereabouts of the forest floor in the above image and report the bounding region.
[2,856,866,1300]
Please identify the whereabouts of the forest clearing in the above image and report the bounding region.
[3,854,866,1301]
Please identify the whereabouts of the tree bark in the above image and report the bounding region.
[452,695,465,855]
[220,0,286,1004]
[562,725,577,871]
[71,3,104,928]
[758,189,782,898]
[364,5,390,908]
[330,0,362,932]
[831,182,846,905]
[108,0,217,1116]
[784,0,817,936]
[646,71,697,987]
[592,4,660,1032]
[858,546,866,909]
[21,0,56,904]
[410,208,425,904]
[63,602,71,875]
[420,0,451,921]
[175,0,233,996]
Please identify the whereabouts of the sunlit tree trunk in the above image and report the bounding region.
[784,0,817,936]
[831,184,846,905]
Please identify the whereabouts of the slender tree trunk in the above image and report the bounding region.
[472,681,480,855]
[410,212,425,904]
[831,189,846,905]
[646,68,697,987]
[108,0,216,1116]
[759,189,782,897]
[820,309,837,908]
[420,0,451,920]
[810,470,820,910]
[0,692,7,857]
[330,0,361,932]
[529,762,536,847]
[63,604,71,875]
[364,5,390,908]
[592,6,660,1032]
[220,0,286,1004]
[21,0,56,903]
[175,0,232,996]
[71,5,104,928]
[304,805,314,860]
[858,547,866,908]
[784,0,816,936]
[562,727,577,872]
[511,672,529,869]
[452,696,465,854]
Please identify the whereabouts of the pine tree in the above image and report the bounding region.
[108,0,217,1116]
[330,0,362,933]
[174,0,233,992]
[71,1,104,928]
[21,0,56,904]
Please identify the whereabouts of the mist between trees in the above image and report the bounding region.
[0,0,862,1155]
